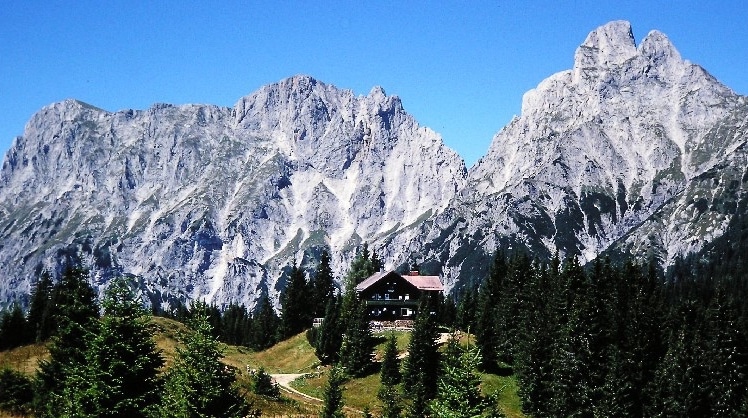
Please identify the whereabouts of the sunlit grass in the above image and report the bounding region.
[482,373,526,418]
[0,343,48,375]
[238,331,320,374]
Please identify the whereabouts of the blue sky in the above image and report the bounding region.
[1,1,746,167]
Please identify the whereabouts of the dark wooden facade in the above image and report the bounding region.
[355,271,443,321]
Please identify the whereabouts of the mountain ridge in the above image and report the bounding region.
[0,75,466,309]
[383,20,747,291]
[1,21,746,308]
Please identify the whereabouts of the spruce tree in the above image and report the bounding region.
[704,288,748,415]
[403,298,440,416]
[378,332,402,418]
[455,287,477,332]
[313,250,336,317]
[26,271,54,343]
[651,300,710,417]
[345,244,376,288]
[438,294,457,329]
[35,267,99,418]
[336,245,377,375]
[380,332,401,387]
[548,257,596,417]
[475,251,506,371]
[597,348,638,417]
[0,367,34,416]
[252,367,280,399]
[0,304,27,350]
[315,296,344,364]
[515,263,556,416]
[321,365,346,418]
[221,303,251,346]
[371,249,382,273]
[66,278,164,417]
[429,336,484,418]
[280,262,313,339]
[157,306,250,418]
[339,295,375,376]
[250,293,280,350]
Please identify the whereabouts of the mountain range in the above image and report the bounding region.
[1,21,746,309]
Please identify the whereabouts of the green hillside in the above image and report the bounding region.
[0,317,525,417]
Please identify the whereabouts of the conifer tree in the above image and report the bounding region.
[335,245,377,374]
[651,300,710,417]
[345,244,376,289]
[438,294,457,328]
[35,267,99,418]
[403,298,440,416]
[597,348,638,417]
[250,293,280,350]
[221,303,251,346]
[157,306,250,418]
[429,336,484,418]
[0,304,27,350]
[313,250,336,316]
[455,287,477,332]
[370,249,382,273]
[0,367,33,416]
[378,332,402,418]
[405,380,430,418]
[26,271,54,343]
[64,278,164,417]
[339,295,375,376]
[548,257,597,417]
[475,251,506,371]
[321,365,346,418]
[280,262,313,338]
[704,288,748,415]
[252,367,280,399]
[380,332,401,387]
[515,263,556,416]
[315,296,344,364]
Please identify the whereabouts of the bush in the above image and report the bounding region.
[252,367,280,399]
[0,368,33,415]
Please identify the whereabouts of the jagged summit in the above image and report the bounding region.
[572,21,682,73]
[391,21,748,291]
[0,74,466,310]
[638,30,682,67]
[574,20,637,70]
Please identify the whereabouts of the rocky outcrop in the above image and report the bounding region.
[0,76,466,309]
[388,21,748,291]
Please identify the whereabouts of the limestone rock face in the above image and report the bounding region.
[386,21,748,291]
[2,21,747,305]
[0,75,466,308]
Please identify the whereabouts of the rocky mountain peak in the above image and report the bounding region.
[0,74,466,310]
[431,20,748,291]
[574,20,637,72]
[638,30,682,67]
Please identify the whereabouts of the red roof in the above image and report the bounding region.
[403,275,443,291]
[355,271,443,292]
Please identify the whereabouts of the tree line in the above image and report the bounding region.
[457,252,748,417]
[3,240,747,416]
[154,248,342,352]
